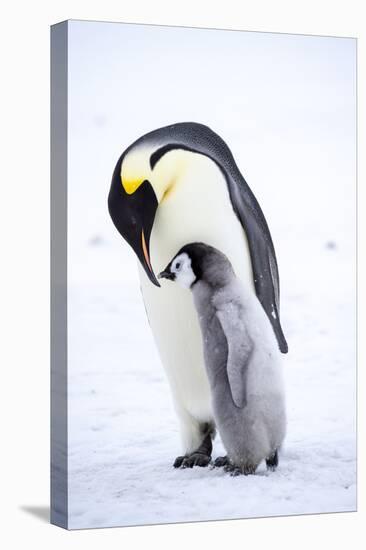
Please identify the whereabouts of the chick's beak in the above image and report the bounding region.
[158,267,175,281]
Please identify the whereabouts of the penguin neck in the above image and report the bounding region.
[151,149,192,203]
[149,150,255,296]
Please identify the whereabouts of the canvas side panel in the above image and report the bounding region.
[50,21,68,529]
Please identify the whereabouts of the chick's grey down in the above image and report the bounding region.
[159,243,286,474]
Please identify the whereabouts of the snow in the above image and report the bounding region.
[65,21,356,529]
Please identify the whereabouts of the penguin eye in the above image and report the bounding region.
[175,262,181,270]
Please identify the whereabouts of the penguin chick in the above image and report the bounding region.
[159,243,286,475]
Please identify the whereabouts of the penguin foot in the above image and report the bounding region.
[174,428,213,469]
[173,455,186,468]
[224,463,257,476]
[173,452,211,468]
[182,452,211,468]
[213,455,229,468]
[266,450,279,471]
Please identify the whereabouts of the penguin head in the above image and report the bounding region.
[158,251,198,289]
[108,145,160,286]
[108,123,230,287]
[108,140,189,287]
[158,242,234,290]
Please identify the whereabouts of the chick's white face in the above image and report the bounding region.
[170,253,196,289]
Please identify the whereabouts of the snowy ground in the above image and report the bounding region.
[65,21,356,529]
[67,246,356,529]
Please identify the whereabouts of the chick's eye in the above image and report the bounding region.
[175,262,181,270]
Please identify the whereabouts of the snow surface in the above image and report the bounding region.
[66,21,356,529]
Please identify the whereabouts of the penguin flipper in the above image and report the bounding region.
[226,178,288,354]
[216,307,253,409]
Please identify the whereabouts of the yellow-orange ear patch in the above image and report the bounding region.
[120,148,151,195]
[121,176,145,195]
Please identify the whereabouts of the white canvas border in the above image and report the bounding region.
[1,1,364,549]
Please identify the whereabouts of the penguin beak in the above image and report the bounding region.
[158,263,175,281]
[108,171,161,287]
[139,227,160,286]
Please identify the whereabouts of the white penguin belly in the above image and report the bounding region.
[139,153,254,423]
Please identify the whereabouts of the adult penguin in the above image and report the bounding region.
[108,122,288,468]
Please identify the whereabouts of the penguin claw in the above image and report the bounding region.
[266,450,279,471]
[223,463,235,474]
[182,452,211,468]
[213,455,229,468]
[173,455,186,468]
[173,452,211,469]
[223,463,257,476]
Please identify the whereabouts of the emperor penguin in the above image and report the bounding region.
[158,243,286,475]
[108,122,288,468]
